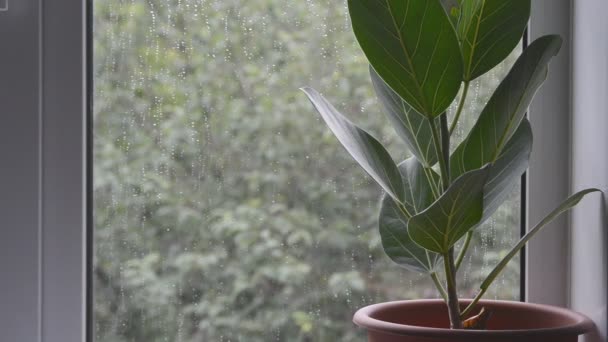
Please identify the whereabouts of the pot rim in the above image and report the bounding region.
[353,299,595,338]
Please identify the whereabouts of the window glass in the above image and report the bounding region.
[93,1,521,340]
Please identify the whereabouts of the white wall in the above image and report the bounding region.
[571,1,608,341]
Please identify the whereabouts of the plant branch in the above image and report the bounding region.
[440,113,450,184]
[461,188,602,319]
[461,288,486,319]
[449,81,470,135]
[432,112,460,327]
[430,271,448,302]
[397,202,413,219]
[443,248,463,329]
[455,231,473,270]
[429,116,450,191]
[423,167,441,199]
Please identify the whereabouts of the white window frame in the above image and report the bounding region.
[569,1,608,341]
[0,0,87,341]
[40,0,89,341]
[0,0,605,341]
[527,0,572,307]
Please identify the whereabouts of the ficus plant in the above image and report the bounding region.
[302,0,601,330]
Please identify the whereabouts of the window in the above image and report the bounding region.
[93,1,521,341]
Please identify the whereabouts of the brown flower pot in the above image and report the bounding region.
[353,299,594,342]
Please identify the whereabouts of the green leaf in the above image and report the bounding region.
[453,35,561,173]
[370,67,438,168]
[379,158,441,272]
[408,166,491,254]
[349,0,463,118]
[452,119,532,223]
[481,119,531,221]
[459,0,530,81]
[448,36,561,227]
[301,87,405,203]
[480,188,602,291]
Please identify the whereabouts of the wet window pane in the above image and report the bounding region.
[93,1,521,341]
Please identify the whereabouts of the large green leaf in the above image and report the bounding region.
[451,119,532,223]
[479,188,602,291]
[458,0,530,81]
[301,87,405,203]
[408,166,491,254]
[349,0,463,118]
[447,35,561,225]
[454,35,561,172]
[481,119,532,222]
[370,67,438,168]
[379,158,440,272]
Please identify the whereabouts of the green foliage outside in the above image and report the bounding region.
[94,0,520,341]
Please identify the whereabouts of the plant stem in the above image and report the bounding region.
[461,189,602,319]
[429,116,450,191]
[440,113,450,184]
[443,248,463,329]
[455,231,473,270]
[423,167,441,199]
[397,202,413,219]
[430,271,448,302]
[449,81,470,136]
[460,288,486,319]
[432,112,460,327]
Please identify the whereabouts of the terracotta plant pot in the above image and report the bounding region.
[353,299,594,342]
